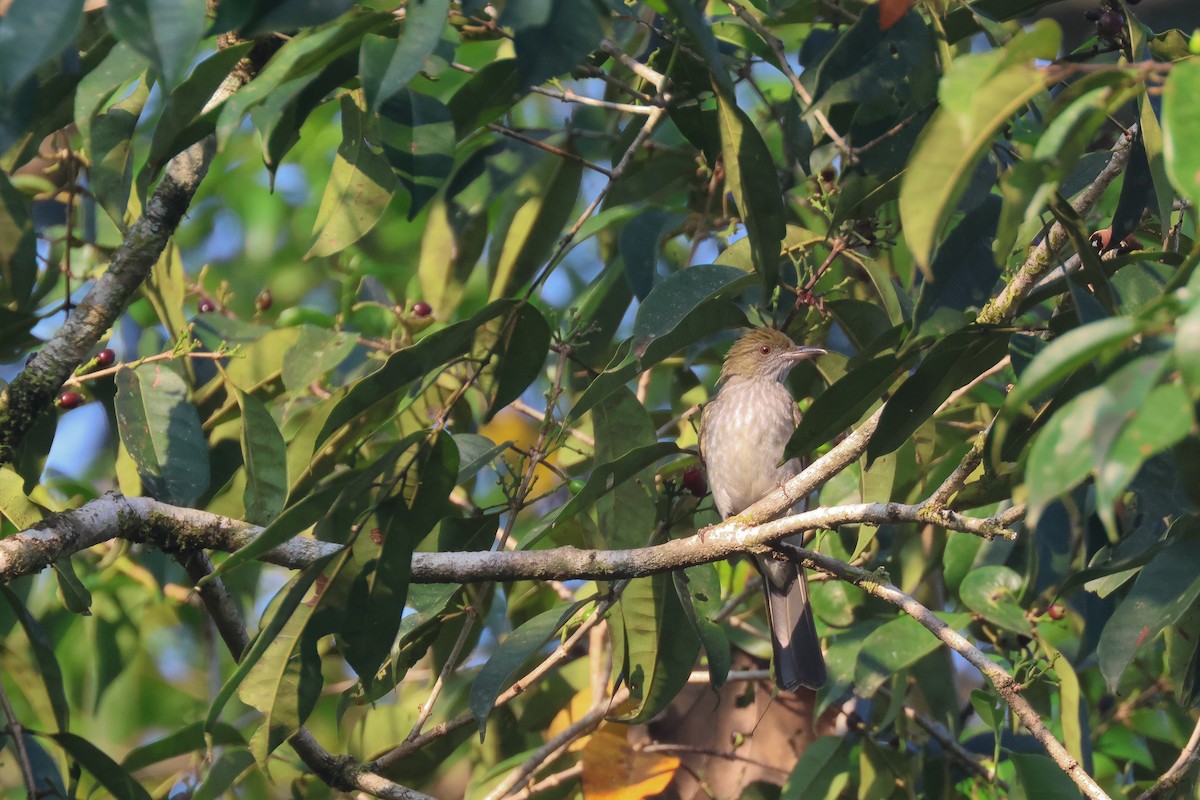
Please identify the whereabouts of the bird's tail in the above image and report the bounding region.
[756,554,827,691]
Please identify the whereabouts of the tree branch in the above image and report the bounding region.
[0,40,278,466]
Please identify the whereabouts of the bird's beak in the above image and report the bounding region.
[782,346,827,362]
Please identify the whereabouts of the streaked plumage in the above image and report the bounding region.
[699,328,828,691]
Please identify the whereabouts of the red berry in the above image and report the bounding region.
[255,289,273,312]
[412,301,432,318]
[96,348,115,368]
[681,466,708,498]
[58,390,84,410]
[198,298,216,314]
[1047,604,1066,621]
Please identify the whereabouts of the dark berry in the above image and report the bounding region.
[1047,603,1066,621]
[1084,8,1102,21]
[681,466,708,498]
[412,301,432,318]
[1097,9,1124,38]
[96,348,115,368]
[198,298,216,314]
[58,390,84,410]
[255,289,273,312]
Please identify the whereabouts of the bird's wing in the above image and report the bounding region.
[696,401,708,467]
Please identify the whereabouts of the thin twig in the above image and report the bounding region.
[1136,713,1200,800]
[0,680,36,797]
[485,124,613,177]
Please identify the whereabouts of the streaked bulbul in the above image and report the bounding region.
[699,328,828,690]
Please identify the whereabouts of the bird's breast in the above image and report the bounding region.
[701,380,802,518]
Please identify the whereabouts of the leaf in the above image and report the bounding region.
[533,442,682,545]
[281,326,359,394]
[673,564,731,687]
[899,23,1059,272]
[114,363,210,507]
[1162,58,1200,207]
[317,299,517,447]
[0,0,83,94]
[1094,382,1194,528]
[192,749,256,800]
[489,151,584,299]
[992,316,1148,464]
[632,265,756,359]
[780,735,854,800]
[486,303,551,421]
[450,433,509,484]
[1025,385,1106,520]
[959,565,1031,635]
[359,0,449,111]
[143,43,254,181]
[911,196,1001,341]
[1097,524,1200,691]
[341,434,457,686]
[787,353,903,460]
[226,380,288,525]
[580,724,680,800]
[378,88,456,219]
[90,75,149,229]
[612,573,701,723]
[121,721,246,772]
[854,612,971,697]
[1011,753,1082,800]
[509,0,601,90]
[0,586,70,731]
[212,0,355,37]
[105,0,205,90]
[0,465,42,528]
[868,330,1010,462]
[715,94,786,291]
[51,733,151,800]
[0,171,36,311]
[447,59,520,136]
[470,600,589,737]
[307,93,398,257]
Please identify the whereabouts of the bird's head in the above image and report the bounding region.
[719,328,826,384]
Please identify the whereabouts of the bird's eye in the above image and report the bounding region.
[759,345,771,355]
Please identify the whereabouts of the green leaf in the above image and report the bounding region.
[674,564,731,687]
[1043,641,1086,768]
[227,381,288,526]
[488,151,583,300]
[307,93,398,257]
[868,330,1009,462]
[787,353,903,460]
[0,171,36,311]
[105,0,205,90]
[143,43,254,181]
[1011,753,1082,799]
[1162,58,1200,207]
[378,88,455,219]
[359,0,449,111]
[52,559,92,615]
[90,75,149,229]
[486,303,550,421]
[121,721,245,772]
[1025,384,1106,520]
[0,465,42,528]
[899,23,1058,271]
[780,735,853,800]
[959,565,1031,635]
[715,94,786,291]
[993,316,1148,464]
[509,0,601,90]
[912,197,1001,341]
[592,387,657,551]
[632,265,756,359]
[1176,300,1200,398]
[451,433,509,484]
[854,612,970,697]
[611,573,701,724]
[469,600,589,737]
[114,363,210,506]
[317,299,517,447]
[0,0,84,94]
[0,586,70,731]
[447,59,520,136]
[51,733,151,800]
[534,442,682,545]
[281,326,359,395]
[212,0,355,37]
[1098,524,1200,691]
[193,748,256,800]
[342,434,457,686]
[1095,382,1194,528]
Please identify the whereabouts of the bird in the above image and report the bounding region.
[698,327,828,691]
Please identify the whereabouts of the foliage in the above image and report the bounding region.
[1,0,1199,798]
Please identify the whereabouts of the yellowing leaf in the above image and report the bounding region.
[581,723,680,800]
